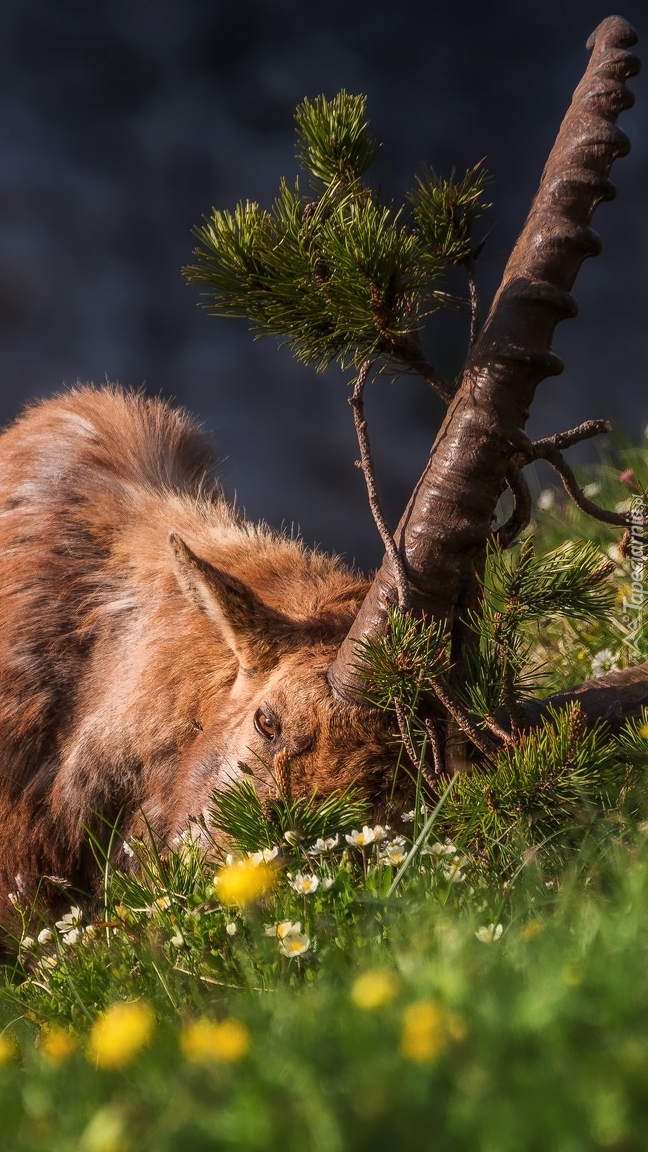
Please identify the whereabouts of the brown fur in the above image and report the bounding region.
[0,385,395,925]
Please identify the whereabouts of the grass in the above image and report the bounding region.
[2,449,648,1151]
[2,806,648,1150]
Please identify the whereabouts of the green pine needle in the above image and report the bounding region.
[184,90,490,372]
[294,92,379,187]
[209,778,370,854]
[409,161,491,266]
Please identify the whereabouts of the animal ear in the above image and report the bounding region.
[169,534,292,673]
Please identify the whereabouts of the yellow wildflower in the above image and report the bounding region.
[562,964,584,987]
[180,1017,249,1064]
[0,1033,17,1064]
[638,722,648,740]
[351,968,399,1010]
[400,999,465,1063]
[39,1027,78,1064]
[213,860,276,906]
[87,1001,154,1070]
[520,919,543,941]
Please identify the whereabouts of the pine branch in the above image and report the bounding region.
[295,92,378,187]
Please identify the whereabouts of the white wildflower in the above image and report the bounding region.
[582,482,601,499]
[345,826,377,848]
[591,648,619,678]
[321,876,334,890]
[85,924,96,939]
[170,932,184,947]
[442,857,468,884]
[475,923,503,943]
[37,928,53,945]
[424,839,457,858]
[21,936,35,950]
[308,835,339,854]
[401,803,428,823]
[55,906,83,933]
[248,846,280,865]
[62,928,81,946]
[38,955,57,971]
[537,488,555,511]
[380,837,408,866]
[265,920,302,939]
[225,922,237,936]
[122,841,135,857]
[7,893,18,906]
[615,498,633,514]
[278,929,310,958]
[289,873,319,895]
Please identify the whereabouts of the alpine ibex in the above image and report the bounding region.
[0,17,642,925]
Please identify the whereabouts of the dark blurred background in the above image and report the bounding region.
[0,0,645,568]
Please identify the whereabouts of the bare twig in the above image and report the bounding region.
[394,700,437,794]
[386,335,454,404]
[415,360,454,405]
[497,463,533,548]
[467,255,481,350]
[350,360,410,610]
[424,718,445,775]
[537,444,648,527]
[482,714,515,746]
[431,674,500,763]
[531,419,611,455]
[393,699,420,770]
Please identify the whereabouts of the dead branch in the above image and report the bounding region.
[467,254,481,350]
[538,443,646,526]
[393,699,422,769]
[386,334,454,403]
[432,675,500,762]
[424,718,445,775]
[350,360,410,610]
[531,418,611,454]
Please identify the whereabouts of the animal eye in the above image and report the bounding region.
[254,708,277,740]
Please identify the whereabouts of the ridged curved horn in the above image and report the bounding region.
[329,16,640,700]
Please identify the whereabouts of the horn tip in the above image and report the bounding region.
[586,16,638,54]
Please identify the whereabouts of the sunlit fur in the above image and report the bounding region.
[0,386,396,925]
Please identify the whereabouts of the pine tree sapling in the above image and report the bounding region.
[187,17,644,769]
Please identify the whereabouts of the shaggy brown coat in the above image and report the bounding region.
[0,386,394,925]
